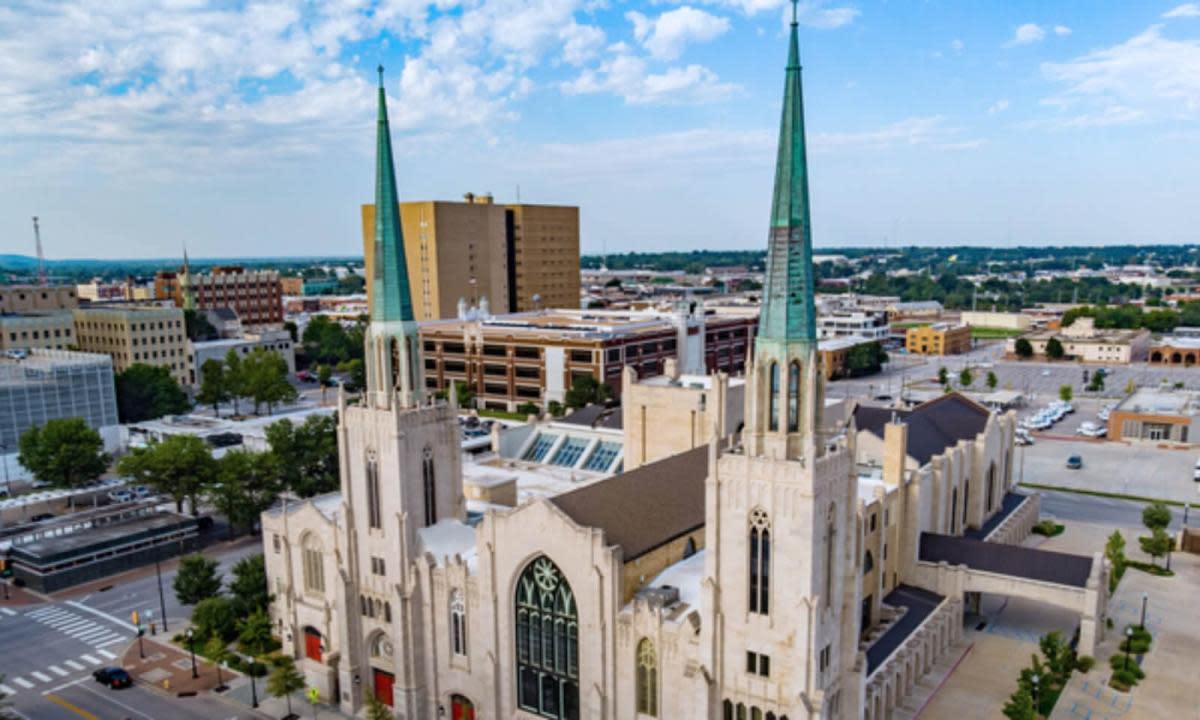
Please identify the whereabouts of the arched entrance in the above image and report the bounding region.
[451,694,476,720]
[369,631,394,707]
[1151,350,1163,363]
[303,626,323,662]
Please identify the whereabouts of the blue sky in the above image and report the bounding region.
[1,1,1198,260]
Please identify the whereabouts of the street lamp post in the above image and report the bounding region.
[186,628,198,679]
[1123,626,1134,671]
[1030,673,1040,716]
[1140,593,1148,629]
[247,654,259,708]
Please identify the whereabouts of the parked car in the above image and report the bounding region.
[1194,458,1200,482]
[296,370,315,382]
[1066,455,1083,470]
[1015,432,1034,446]
[93,667,133,689]
[132,485,153,499]
[1077,422,1106,438]
[107,489,135,503]
[29,512,55,522]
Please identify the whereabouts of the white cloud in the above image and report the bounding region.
[1008,23,1047,46]
[1041,25,1200,124]
[987,99,1010,114]
[626,6,731,60]
[562,48,739,104]
[1163,3,1200,19]
[683,0,858,28]
[1054,25,1072,36]
[1055,105,1147,128]
[811,116,982,151]
[951,38,965,53]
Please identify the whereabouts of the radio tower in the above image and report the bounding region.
[32,216,46,286]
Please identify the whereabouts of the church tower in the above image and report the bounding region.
[703,5,861,718]
[332,67,463,717]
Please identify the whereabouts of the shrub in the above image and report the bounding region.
[1075,655,1095,672]
[1032,520,1065,537]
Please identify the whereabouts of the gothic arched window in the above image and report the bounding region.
[636,638,658,716]
[516,556,579,720]
[422,445,437,527]
[768,363,780,431]
[787,361,800,432]
[366,450,381,529]
[824,507,836,608]
[301,534,324,594]
[863,551,874,575]
[748,508,771,615]
[450,589,467,656]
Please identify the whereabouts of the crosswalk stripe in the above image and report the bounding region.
[92,634,123,647]
[12,678,32,689]
[25,607,54,618]
[29,671,50,683]
[80,654,101,665]
[64,660,85,671]
[0,607,16,616]
[74,628,110,641]
[97,649,117,660]
[58,619,93,633]
[46,613,82,625]
[0,684,14,696]
[47,665,68,677]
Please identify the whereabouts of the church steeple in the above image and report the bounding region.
[180,244,196,311]
[365,66,423,409]
[747,1,822,459]
[759,0,816,346]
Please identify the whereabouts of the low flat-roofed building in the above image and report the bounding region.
[905,322,971,355]
[817,310,890,342]
[1149,331,1200,365]
[188,329,295,386]
[0,285,78,313]
[1006,317,1151,363]
[960,311,1032,332]
[1107,387,1200,445]
[0,312,75,351]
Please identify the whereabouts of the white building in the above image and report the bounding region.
[817,311,890,342]
[187,329,296,386]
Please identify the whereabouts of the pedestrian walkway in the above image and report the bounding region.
[224,680,357,720]
[24,605,131,649]
[121,634,232,696]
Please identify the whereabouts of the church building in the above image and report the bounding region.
[262,9,1108,719]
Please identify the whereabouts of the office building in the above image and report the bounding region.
[905,323,971,355]
[73,305,189,385]
[0,349,120,456]
[1106,388,1200,445]
[0,285,78,313]
[817,310,890,342]
[1006,317,1150,363]
[188,329,296,386]
[156,265,284,328]
[362,196,580,320]
[0,312,76,351]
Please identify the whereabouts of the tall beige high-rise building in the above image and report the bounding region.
[362,194,579,319]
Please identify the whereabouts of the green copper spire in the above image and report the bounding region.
[370,65,415,324]
[758,1,816,344]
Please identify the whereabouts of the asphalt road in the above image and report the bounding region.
[1033,487,1190,531]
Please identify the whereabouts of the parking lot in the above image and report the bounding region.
[1017,433,1199,504]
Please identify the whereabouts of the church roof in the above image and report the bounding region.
[558,404,623,430]
[550,446,707,561]
[854,393,991,466]
[369,66,415,324]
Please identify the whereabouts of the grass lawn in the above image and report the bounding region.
[969,326,1025,339]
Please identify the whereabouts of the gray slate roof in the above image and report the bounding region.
[854,393,991,465]
[918,532,1093,588]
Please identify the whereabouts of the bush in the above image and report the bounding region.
[516,402,540,416]
[1109,654,1145,680]
[1032,520,1065,537]
[1075,655,1095,672]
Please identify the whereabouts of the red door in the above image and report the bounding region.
[452,694,475,720]
[373,669,394,707]
[304,629,322,662]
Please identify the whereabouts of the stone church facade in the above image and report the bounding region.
[262,10,1107,720]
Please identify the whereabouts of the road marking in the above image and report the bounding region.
[64,660,85,671]
[48,665,69,677]
[95,637,126,648]
[96,649,116,660]
[46,613,83,627]
[65,601,135,631]
[45,693,99,720]
[80,654,100,665]
[12,677,33,689]
[74,627,111,642]
[30,671,51,682]
[58,619,94,633]
[0,683,13,696]
[42,676,89,695]
[75,682,157,720]
[0,607,15,616]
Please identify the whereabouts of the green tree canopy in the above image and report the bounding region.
[265,415,338,497]
[302,316,355,365]
[173,554,223,605]
[17,418,109,491]
[1014,338,1034,359]
[564,375,611,409]
[242,348,297,415]
[115,363,190,422]
[237,608,274,658]
[223,349,247,415]
[267,656,306,716]
[986,371,998,390]
[184,308,218,342]
[192,596,238,642]
[229,554,271,618]
[959,368,974,387]
[937,367,949,385]
[1059,384,1073,403]
[1045,337,1065,360]
[117,434,216,514]
[1138,527,1172,567]
[209,450,281,537]
[1142,502,1171,531]
[196,358,230,415]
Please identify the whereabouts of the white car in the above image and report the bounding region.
[107,489,135,503]
[1077,422,1106,438]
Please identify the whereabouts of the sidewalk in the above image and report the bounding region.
[122,634,238,697]
[224,679,357,720]
[0,579,50,606]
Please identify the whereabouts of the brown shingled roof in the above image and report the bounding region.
[550,446,707,560]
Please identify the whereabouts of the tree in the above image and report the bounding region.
[115,363,190,422]
[364,692,393,720]
[192,596,238,642]
[267,656,306,717]
[1142,501,1171,531]
[210,450,280,537]
[174,554,223,605]
[937,366,949,385]
[1139,527,1172,567]
[301,316,354,365]
[845,342,886,377]
[242,349,297,415]
[237,609,274,672]
[265,415,338,497]
[1058,384,1073,403]
[117,434,216,514]
[986,371,998,391]
[224,349,247,416]
[283,320,299,343]
[317,364,332,402]
[564,375,611,409]
[196,359,231,416]
[184,308,218,342]
[1002,686,1036,720]
[203,635,233,691]
[1105,530,1127,580]
[1124,378,1137,395]
[1045,337,1065,360]
[340,358,365,393]
[17,418,109,492]
[959,368,973,387]
[229,554,271,618]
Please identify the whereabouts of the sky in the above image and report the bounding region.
[1,0,1199,261]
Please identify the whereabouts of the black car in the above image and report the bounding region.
[93,667,133,689]
[29,513,55,523]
